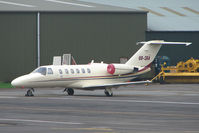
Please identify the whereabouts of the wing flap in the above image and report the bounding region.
[82,80,151,88]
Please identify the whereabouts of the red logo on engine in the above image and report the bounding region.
[107,64,115,74]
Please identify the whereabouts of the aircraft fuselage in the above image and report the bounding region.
[12,63,150,89]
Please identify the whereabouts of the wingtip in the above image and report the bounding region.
[186,42,192,46]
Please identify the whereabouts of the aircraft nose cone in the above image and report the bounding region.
[11,78,24,88]
[11,79,19,87]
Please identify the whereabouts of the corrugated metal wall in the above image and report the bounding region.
[0,13,36,82]
[40,12,146,65]
[0,12,146,82]
[146,31,199,65]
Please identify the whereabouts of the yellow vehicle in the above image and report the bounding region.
[152,58,199,83]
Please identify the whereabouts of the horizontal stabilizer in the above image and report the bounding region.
[137,40,191,46]
[126,40,191,66]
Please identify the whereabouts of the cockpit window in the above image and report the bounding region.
[48,68,53,74]
[32,67,47,75]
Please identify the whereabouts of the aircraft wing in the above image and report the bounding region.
[82,80,151,89]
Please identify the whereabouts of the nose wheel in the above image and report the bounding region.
[104,88,113,97]
[64,88,74,96]
[25,88,34,97]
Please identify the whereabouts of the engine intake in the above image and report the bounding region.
[107,64,115,74]
[107,64,135,75]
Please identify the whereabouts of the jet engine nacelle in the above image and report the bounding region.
[107,64,136,75]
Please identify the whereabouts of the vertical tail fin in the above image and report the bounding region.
[125,40,191,67]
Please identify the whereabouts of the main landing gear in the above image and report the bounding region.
[25,88,34,97]
[63,88,74,96]
[104,88,113,97]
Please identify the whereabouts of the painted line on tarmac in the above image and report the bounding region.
[0,96,18,99]
[52,127,113,131]
[0,106,198,118]
[0,118,83,125]
[49,97,199,105]
[0,96,199,105]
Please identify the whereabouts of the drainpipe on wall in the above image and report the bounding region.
[37,12,40,67]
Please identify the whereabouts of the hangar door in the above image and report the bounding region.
[0,13,36,82]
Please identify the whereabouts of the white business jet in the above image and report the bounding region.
[11,40,191,96]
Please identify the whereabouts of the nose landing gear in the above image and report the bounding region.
[25,88,34,96]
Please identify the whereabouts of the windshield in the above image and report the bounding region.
[32,67,47,75]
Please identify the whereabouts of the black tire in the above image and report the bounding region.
[67,88,74,96]
[25,89,34,97]
[104,90,113,97]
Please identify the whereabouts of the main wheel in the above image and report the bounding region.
[104,90,113,97]
[67,88,74,96]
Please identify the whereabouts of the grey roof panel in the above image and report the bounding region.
[79,0,199,31]
[0,0,144,13]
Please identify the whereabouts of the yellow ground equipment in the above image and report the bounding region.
[152,58,199,83]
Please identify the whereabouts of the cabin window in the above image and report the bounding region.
[65,69,69,74]
[47,68,53,74]
[32,67,46,75]
[76,69,80,74]
[87,68,91,73]
[70,69,74,74]
[81,68,85,73]
[59,69,63,74]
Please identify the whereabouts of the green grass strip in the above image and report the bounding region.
[0,82,13,88]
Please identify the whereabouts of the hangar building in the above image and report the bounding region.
[80,0,199,65]
[0,0,147,82]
